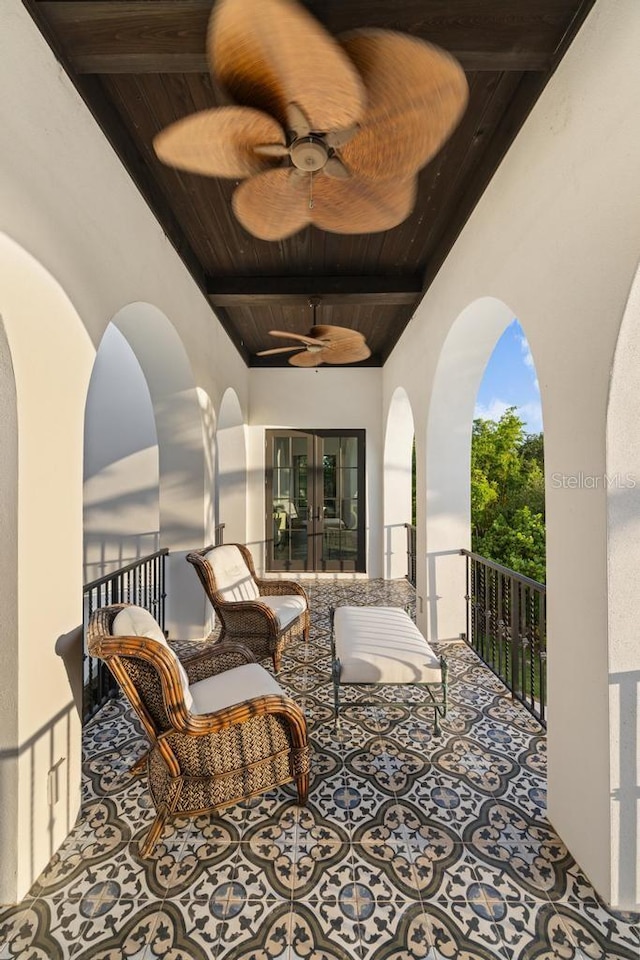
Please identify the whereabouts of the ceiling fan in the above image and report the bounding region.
[153,0,468,241]
[257,300,371,366]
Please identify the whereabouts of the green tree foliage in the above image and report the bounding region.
[471,408,546,582]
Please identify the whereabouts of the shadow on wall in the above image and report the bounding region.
[427,549,466,641]
[0,701,76,891]
[609,668,639,909]
[84,529,160,584]
[384,523,413,581]
[56,627,84,720]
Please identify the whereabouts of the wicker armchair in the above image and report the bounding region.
[87,603,310,856]
[186,543,310,672]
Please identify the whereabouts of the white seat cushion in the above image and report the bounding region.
[259,594,307,630]
[112,606,193,711]
[205,545,260,602]
[189,663,284,715]
[333,606,442,684]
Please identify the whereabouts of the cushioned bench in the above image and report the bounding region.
[331,606,448,735]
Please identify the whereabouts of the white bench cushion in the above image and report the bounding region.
[333,606,441,684]
[112,606,194,711]
[189,663,283,715]
[259,594,307,630]
[205,545,260,602]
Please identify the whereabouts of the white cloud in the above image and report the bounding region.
[519,400,543,433]
[519,334,540,393]
[474,398,510,422]
[475,397,543,433]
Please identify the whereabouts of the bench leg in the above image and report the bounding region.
[441,656,448,719]
[433,656,448,736]
[332,658,341,733]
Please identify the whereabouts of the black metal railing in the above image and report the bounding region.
[81,524,225,721]
[82,548,168,720]
[405,523,416,587]
[461,549,547,725]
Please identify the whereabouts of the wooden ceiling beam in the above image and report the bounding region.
[206,276,423,307]
[35,1,554,73]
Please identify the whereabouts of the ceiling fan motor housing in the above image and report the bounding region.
[291,135,329,171]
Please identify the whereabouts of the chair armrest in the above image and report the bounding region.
[255,579,308,601]
[216,598,282,633]
[182,642,256,683]
[169,693,308,750]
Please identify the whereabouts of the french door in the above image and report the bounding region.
[266,429,365,572]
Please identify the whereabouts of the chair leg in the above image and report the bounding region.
[140,805,169,857]
[130,748,150,777]
[273,649,281,673]
[296,772,309,805]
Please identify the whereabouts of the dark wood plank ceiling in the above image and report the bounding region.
[25,0,595,366]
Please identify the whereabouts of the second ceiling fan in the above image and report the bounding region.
[257,300,371,366]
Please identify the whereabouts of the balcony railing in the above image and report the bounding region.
[82,523,226,721]
[405,523,416,587]
[83,548,168,720]
[461,549,547,725]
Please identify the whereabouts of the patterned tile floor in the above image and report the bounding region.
[2,579,639,959]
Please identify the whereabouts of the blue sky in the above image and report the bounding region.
[474,319,543,433]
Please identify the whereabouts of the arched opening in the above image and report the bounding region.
[217,387,247,545]
[606,258,640,908]
[423,297,518,642]
[383,386,415,579]
[83,323,160,583]
[100,303,210,636]
[0,231,94,902]
[472,319,545,582]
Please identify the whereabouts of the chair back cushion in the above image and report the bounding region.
[204,545,260,603]
[112,606,194,712]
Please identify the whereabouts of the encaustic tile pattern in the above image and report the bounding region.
[1,580,638,959]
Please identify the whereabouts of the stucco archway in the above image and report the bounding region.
[606,258,640,908]
[383,386,415,580]
[84,323,160,583]
[217,387,247,545]
[0,231,94,902]
[422,297,520,642]
[104,303,212,636]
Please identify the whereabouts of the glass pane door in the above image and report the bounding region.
[266,429,365,572]
[268,432,312,571]
[318,434,362,569]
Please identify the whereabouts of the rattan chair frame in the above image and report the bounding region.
[87,603,310,856]
[186,543,310,671]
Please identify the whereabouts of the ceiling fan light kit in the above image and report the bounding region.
[153,0,468,243]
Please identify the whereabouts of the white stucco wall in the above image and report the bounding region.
[1,0,639,914]
[383,0,640,908]
[0,0,248,902]
[248,369,383,576]
[383,387,415,580]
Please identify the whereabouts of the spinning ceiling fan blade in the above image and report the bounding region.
[310,324,366,342]
[209,0,365,132]
[338,31,468,182]
[232,168,310,240]
[256,345,302,356]
[311,175,417,235]
[320,337,372,364]
[288,350,326,367]
[153,107,284,178]
[267,329,324,346]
